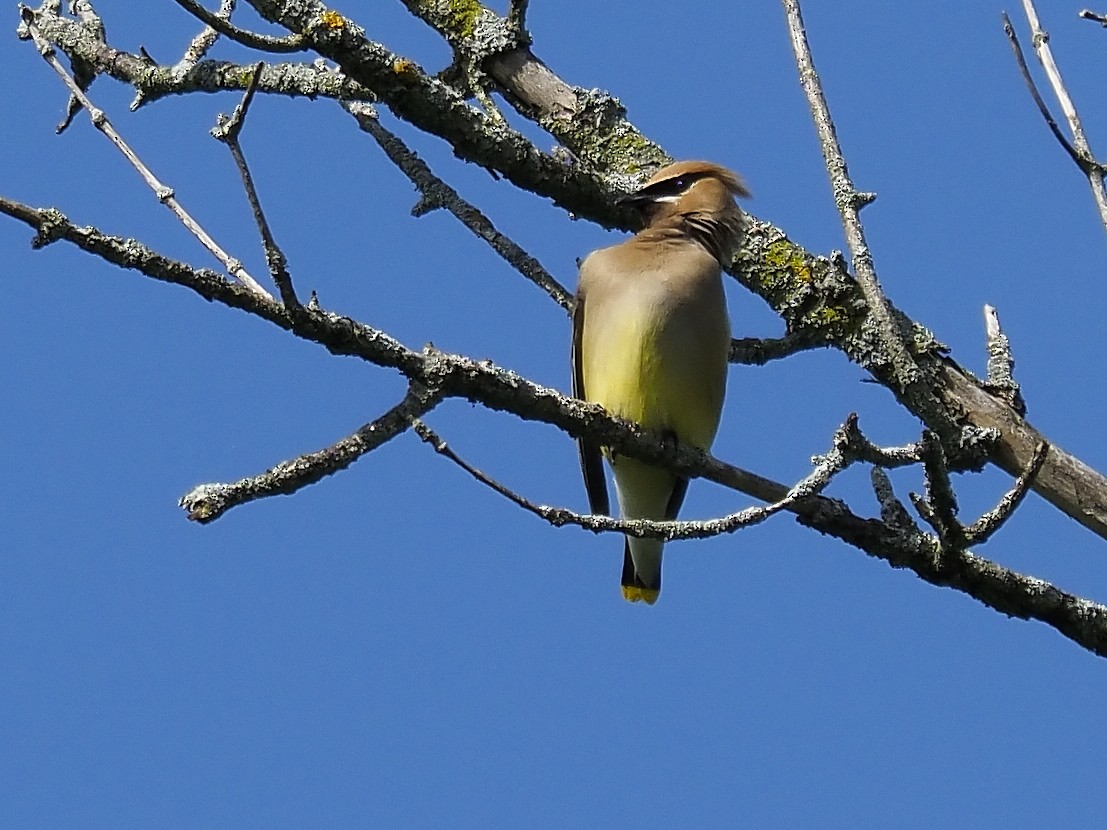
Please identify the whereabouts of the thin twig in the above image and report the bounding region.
[180,384,443,523]
[729,331,826,365]
[911,432,963,547]
[1079,9,1107,26]
[1023,0,1096,154]
[966,441,1050,544]
[344,101,571,310]
[411,418,840,542]
[19,8,273,300]
[782,0,923,394]
[54,0,103,134]
[506,0,531,45]
[837,412,922,468]
[1002,11,1082,167]
[177,0,236,69]
[1019,0,1107,234]
[171,0,306,53]
[870,468,922,533]
[211,62,300,308]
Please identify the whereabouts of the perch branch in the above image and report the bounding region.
[6,192,1107,658]
[411,413,863,542]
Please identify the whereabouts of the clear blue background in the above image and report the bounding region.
[4,2,1107,827]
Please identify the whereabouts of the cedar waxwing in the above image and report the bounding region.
[572,161,749,604]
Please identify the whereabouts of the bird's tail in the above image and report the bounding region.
[621,538,661,604]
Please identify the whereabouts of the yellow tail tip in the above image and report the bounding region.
[621,585,660,605]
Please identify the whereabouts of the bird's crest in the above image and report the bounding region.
[643,160,750,199]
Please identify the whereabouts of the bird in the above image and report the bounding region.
[571,160,749,604]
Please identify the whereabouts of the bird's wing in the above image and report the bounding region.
[571,292,611,517]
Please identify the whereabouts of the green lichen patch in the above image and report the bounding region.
[443,0,482,39]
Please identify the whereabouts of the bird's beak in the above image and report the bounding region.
[615,189,655,206]
[616,182,681,207]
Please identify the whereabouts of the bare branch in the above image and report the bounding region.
[396,0,666,181]
[835,413,922,468]
[53,0,103,133]
[965,441,1050,545]
[505,0,530,46]
[19,7,273,300]
[781,0,921,394]
[180,384,443,523]
[1079,9,1107,26]
[17,9,375,108]
[211,62,300,308]
[870,468,922,533]
[243,0,628,225]
[1001,11,1083,167]
[171,0,306,53]
[911,432,964,548]
[412,415,855,541]
[6,192,1107,656]
[343,100,572,310]
[176,0,237,69]
[1018,0,1107,234]
[729,331,828,365]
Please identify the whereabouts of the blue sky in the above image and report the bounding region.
[4,2,1107,827]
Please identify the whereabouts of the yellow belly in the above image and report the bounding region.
[582,299,726,451]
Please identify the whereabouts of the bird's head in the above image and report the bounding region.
[617,161,749,263]
[616,160,749,226]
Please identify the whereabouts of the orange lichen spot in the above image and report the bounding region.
[320,10,345,29]
[392,58,417,76]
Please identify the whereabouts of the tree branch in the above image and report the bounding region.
[16,7,376,109]
[729,331,828,366]
[965,441,1049,545]
[342,100,571,310]
[6,192,1107,658]
[411,418,811,541]
[335,0,1107,540]
[1080,9,1107,26]
[1016,0,1107,234]
[19,6,273,300]
[176,0,238,68]
[210,62,300,308]
[982,304,1025,414]
[180,384,443,522]
[782,0,923,398]
[172,0,306,53]
[16,1,1107,541]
